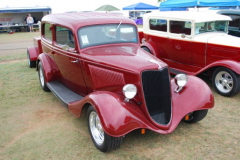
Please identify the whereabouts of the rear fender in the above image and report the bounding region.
[196,60,240,75]
[141,41,165,59]
[27,47,38,61]
[68,91,160,137]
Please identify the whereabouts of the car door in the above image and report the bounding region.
[165,20,194,71]
[52,25,87,95]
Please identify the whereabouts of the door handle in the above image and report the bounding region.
[71,60,79,63]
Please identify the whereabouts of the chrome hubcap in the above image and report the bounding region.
[39,67,45,87]
[89,112,104,145]
[215,71,233,93]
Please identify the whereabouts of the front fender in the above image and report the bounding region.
[38,53,55,82]
[68,91,163,137]
[196,60,240,75]
[68,76,214,136]
[169,75,214,133]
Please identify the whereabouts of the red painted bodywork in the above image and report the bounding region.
[29,12,214,137]
[27,37,42,61]
[140,32,240,75]
[68,75,213,136]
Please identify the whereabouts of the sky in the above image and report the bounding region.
[0,0,160,13]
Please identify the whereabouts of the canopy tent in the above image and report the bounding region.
[123,2,159,10]
[160,7,188,11]
[0,7,51,28]
[0,7,51,13]
[95,5,120,12]
[160,0,239,8]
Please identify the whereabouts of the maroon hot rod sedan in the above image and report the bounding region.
[27,12,214,152]
[140,11,240,97]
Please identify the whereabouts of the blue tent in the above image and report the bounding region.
[160,0,239,8]
[160,7,188,11]
[123,2,159,10]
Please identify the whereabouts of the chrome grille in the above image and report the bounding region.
[141,67,172,125]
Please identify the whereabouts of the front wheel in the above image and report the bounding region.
[87,106,123,152]
[183,110,208,123]
[212,67,240,97]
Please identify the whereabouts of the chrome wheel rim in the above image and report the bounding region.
[27,52,30,66]
[27,56,30,66]
[89,111,104,145]
[215,71,233,93]
[39,67,45,87]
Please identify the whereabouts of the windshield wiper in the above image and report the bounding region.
[111,21,122,36]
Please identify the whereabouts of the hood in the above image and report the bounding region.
[195,32,240,47]
[81,44,168,73]
[207,34,240,47]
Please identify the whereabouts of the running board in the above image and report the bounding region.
[47,81,84,107]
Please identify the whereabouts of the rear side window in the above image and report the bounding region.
[56,26,75,48]
[170,20,191,35]
[149,19,167,32]
[43,23,52,41]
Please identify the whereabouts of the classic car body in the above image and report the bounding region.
[27,12,214,152]
[140,11,240,97]
[217,9,240,37]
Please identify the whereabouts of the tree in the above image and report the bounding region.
[158,0,167,2]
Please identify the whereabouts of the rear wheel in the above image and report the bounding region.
[212,67,240,97]
[142,47,151,54]
[87,106,123,152]
[38,62,50,92]
[27,50,36,68]
[183,110,208,123]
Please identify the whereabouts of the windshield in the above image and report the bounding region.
[78,24,138,49]
[195,21,228,35]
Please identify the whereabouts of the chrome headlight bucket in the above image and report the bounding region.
[174,74,188,93]
[122,84,137,102]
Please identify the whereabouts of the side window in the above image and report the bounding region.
[56,26,75,48]
[44,23,52,41]
[149,19,167,32]
[170,21,191,35]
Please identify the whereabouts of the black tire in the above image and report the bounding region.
[38,62,50,92]
[87,106,123,152]
[183,110,208,123]
[142,47,151,54]
[212,67,240,97]
[27,50,36,68]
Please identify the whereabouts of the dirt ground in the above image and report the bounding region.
[0,32,240,159]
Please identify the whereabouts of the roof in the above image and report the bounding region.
[42,12,135,30]
[0,7,51,13]
[144,11,232,22]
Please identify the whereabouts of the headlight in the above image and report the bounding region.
[122,84,137,101]
[174,74,188,93]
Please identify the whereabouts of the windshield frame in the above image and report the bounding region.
[78,23,138,49]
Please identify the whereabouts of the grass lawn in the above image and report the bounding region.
[0,32,240,159]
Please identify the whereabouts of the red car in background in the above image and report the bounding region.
[140,11,240,97]
[27,12,214,152]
